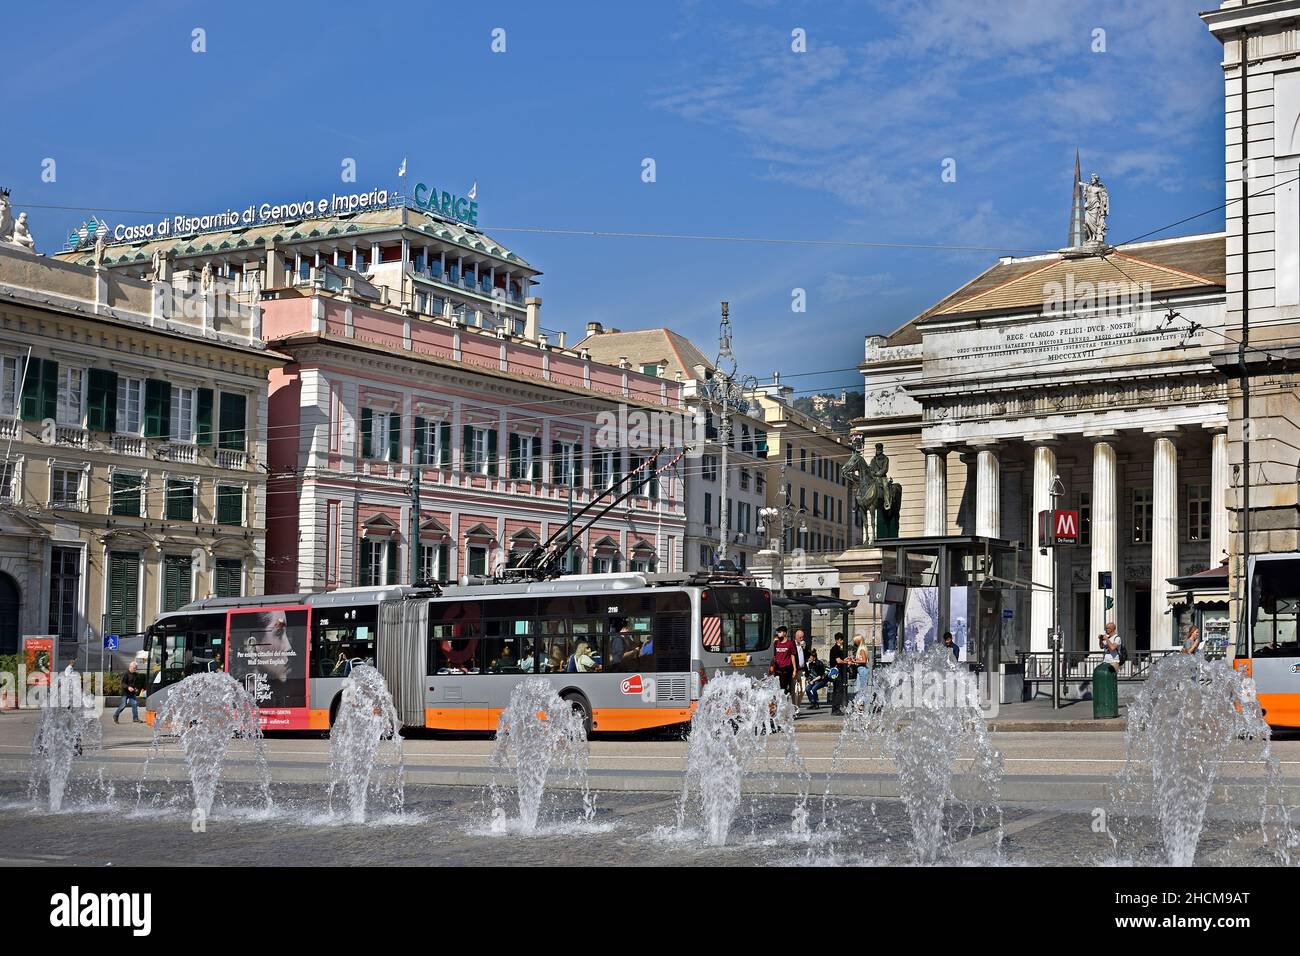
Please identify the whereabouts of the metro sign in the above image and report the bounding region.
[1037,508,1079,546]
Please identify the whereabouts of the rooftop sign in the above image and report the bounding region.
[411,182,478,227]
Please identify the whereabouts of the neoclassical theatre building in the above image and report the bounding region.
[859,228,1230,654]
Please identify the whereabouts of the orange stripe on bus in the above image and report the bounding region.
[1257,694,1300,730]
[422,705,696,733]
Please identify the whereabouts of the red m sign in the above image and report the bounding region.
[1053,509,1079,544]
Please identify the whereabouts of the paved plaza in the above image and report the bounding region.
[2,709,1297,867]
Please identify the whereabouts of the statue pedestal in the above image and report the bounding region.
[829,546,889,646]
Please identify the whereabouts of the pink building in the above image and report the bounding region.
[67,198,688,590]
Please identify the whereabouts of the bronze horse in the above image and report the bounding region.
[843,445,901,545]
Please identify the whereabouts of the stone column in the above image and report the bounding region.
[973,443,1000,538]
[1088,433,1120,642]
[1210,428,1229,565]
[923,448,948,536]
[1149,430,1180,650]
[1029,438,1057,653]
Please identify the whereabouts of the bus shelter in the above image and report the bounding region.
[871,535,1030,671]
[771,594,857,665]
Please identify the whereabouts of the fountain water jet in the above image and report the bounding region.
[838,643,1002,863]
[327,665,404,823]
[677,673,806,847]
[29,669,102,812]
[1114,652,1283,866]
[145,672,270,817]
[490,679,591,832]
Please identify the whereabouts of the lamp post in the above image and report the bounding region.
[758,463,808,598]
[699,301,757,567]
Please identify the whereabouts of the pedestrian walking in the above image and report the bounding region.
[772,626,798,701]
[113,661,145,724]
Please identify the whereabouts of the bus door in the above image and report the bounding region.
[226,605,311,730]
[378,597,429,728]
[1245,555,1300,729]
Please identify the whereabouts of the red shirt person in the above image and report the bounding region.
[772,627,798,699]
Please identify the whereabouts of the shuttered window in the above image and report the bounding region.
[162,554,192,612]
[20,357,58,422]
[144,379,171,439]
[217,392,246,450]
[165,480,195,521]
[216,485,243,526]
[214,559,242,597]
[86,369,118,432]
[111,473,142,517]
[107,551,140,637]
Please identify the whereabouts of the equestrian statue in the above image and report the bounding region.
[844,438,902,545]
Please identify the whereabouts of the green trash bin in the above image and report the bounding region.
[1092,663,1118,719]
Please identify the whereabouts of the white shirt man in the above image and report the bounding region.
[1100,623,1122,669]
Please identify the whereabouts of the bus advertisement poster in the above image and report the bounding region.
[226,606,311,730]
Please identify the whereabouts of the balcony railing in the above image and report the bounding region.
[112,434,147,457]
[54,424,88,447]
[0,417,18,441]
[216,449,247,470]
[159,442,199,464]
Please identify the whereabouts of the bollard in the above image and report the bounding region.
[1092,662,1118,719]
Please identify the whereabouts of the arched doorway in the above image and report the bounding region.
[0,573,19,655]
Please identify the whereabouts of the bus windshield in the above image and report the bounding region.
[702,587,772,654]
[146,613,227,689]
[1251,560,1300,657]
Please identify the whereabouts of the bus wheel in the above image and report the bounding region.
[327,694,343,734]
[562,693,593,738]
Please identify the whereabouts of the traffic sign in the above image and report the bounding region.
[1097,571,1112,590]
[103,634,119,651]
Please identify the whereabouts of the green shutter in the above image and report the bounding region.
[508,433,520,479]
[218,392,246,450]
[439,423,451,469]
[593,452,605,490]
[531,436,542,481]
[215,559,241,597]
[437,543,449,583]
[217,485,242,525]
[358,537,372,586]
[649,466,659,499]
[486,429,498,477]
[413,416,427,465]
[385,540,398,584]
[108,552,140,636]
[575,444,584,488]
[388,412,402,463]
[144,379,171,439]
[551,441,563,484]
[462,424,474,471]
[20,357,42,421]
[166,481,194,521]
[196,388,214,444]
[361,408,373,458]
[87,369,117,432]
[163,555,192,612]
[21,358,59,422]
[111,474,141,517]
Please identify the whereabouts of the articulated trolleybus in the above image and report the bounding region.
[143,571,773,734]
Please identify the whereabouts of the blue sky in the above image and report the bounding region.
[2,0,1226,396]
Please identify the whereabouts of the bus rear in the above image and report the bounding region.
[1238,554,1300,730]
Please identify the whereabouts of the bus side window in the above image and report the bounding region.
[430,623,482,674]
